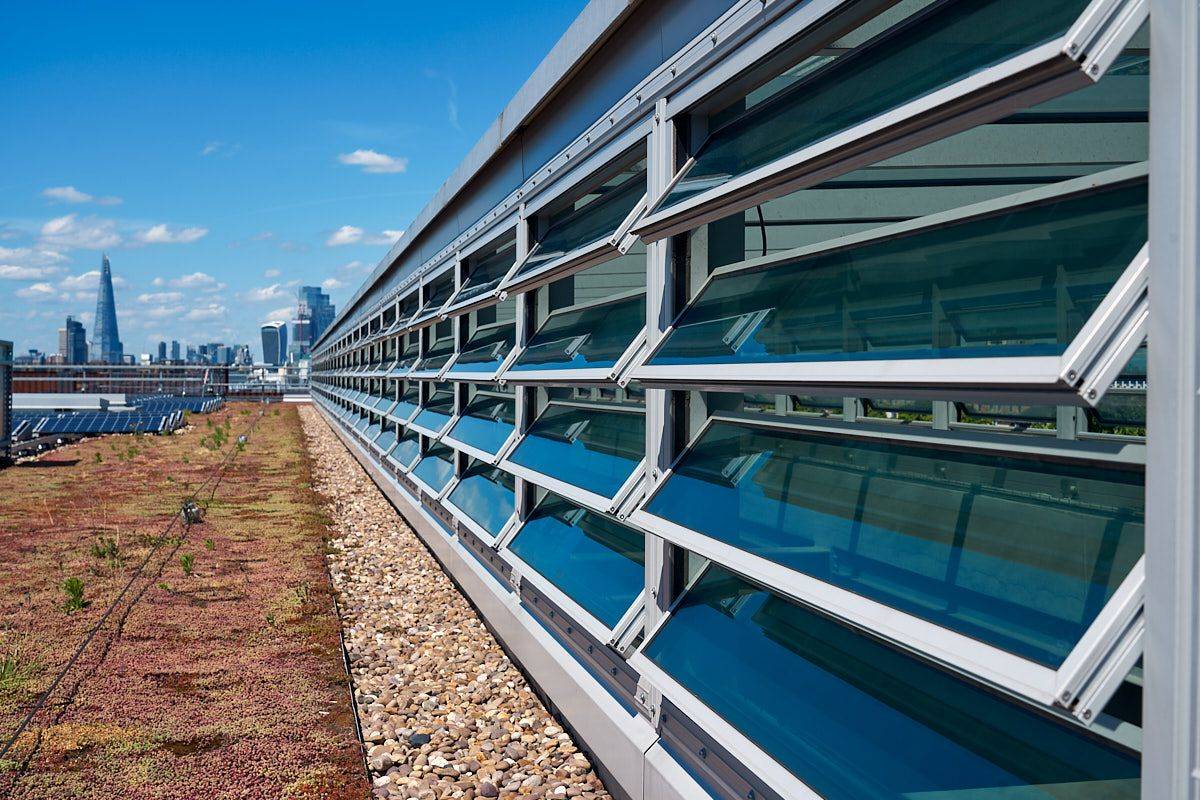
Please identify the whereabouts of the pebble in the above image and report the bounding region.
[301,409,611,800]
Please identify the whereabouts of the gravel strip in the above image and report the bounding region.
[300,407,614,800]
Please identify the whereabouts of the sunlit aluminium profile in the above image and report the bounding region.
[441,235,518,319]
[500,399,646,515]
[496,164,649,300]
[633,0,1147,242]
[500,289,649,386]
[629,411,1146,711]
[630,164,1149,405]
[629,565,1141,800]
[443,321,518,382]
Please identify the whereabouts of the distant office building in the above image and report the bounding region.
[89,253,123,364]
[215,345,234,365]
[157,341,167,363]
[185,345,198,363]
[14,349,46,365]
[58,316,88,364]
[0,340,11,461]
[234,344,252,366]
[292,286,335,358]
[260,321,287,366]
[170,340,181,362]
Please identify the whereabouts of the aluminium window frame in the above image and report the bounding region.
[440,470,520,547]
[408,448,460,501]
[439,223,520,320]
[627,409,1146,714]
[498,287,650,387]
[632,0,1149,242]
[628,162,1151,406]
[440,407,522,466]
[441,319,521,383]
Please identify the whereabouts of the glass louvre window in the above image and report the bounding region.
[388,429,421,471]
[412,386,455,434]
[391,383,421,422]
[373,392,394,412]
[446,318,515,378]
[505,162,646,290]
[643,420,1144,667]
[445,459,515,538]
[1090,346,1147,434]
[654,0,1094,215]
[353,414,370,432]
[507,401,645,500]
[393,333,421,374]
[412,273,456,327]
[643,567,1139,799]
[444,387,515,456]
[365,421,382,440]
[445,240,517,314]
[411,443,456,494]
[375,424,398,452]
[508,494,645,629]
[415,319,456,375]
[647,176,1147,370]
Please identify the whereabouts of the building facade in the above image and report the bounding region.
[58,316,87,364]
[291,285,335,360]
[310,3,1198,799]
[170,340,181,362]
[0,340,11,462]
[89,253,123,364]
[260,321,287,366]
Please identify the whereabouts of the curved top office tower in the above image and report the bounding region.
[90,253,123,364]
[260,320,287,366]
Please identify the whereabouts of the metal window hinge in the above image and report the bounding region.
[634,677,661,725]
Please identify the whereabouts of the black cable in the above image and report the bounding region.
[754,205,768,257]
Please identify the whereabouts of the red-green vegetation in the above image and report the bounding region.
[0,404,367,799]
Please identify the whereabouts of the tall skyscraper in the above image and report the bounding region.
[292,286,335,358]
[157,341,167,363]
[90,253,123,364]
[58,316,88,364]
[260,321,287,365]
[170,340,181,362]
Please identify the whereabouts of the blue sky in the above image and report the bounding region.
[0,1,585,358]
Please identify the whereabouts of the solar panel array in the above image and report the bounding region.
[32,411,182,435]
[129,395,224,414]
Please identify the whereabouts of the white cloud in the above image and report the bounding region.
[39,214,121,249]
[0,246,69,266]
[137,291,183,304]
[263,306,293,323]
[16,282,60,301]
[338,259,367,274]
[366,229,404,246]
[143,304,185,319]
[59,270,127,291]
[322,277,346,291]
[337,149,409,174]
[41,185,122,205]
[184,303,227,321]
[243,283,289,302]
[0,264,60,280]
[168,272,224,291]
[134,223,208,244]
[326,225,363,246]
[201,141,240,157]
[264,268,281,278]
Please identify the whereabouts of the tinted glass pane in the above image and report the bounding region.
[645,421,1144,666]
[508,496,645,628]
[393,335,421,373]
[365,423,381,440]
[446,323,514,376]
[392,384,421,421]
[413,387,455,432]
[510,292,645,373]
[514,167,645,280]
[660,0,1092,209]
[388,430,421,470]
[375,427,398,451]
[651,180,1147,366]
[446,393,515,456]
[412,445,456,493]
[417,321,456,372]
[645,567,1139,799]
[447,463,515,537]
[414,276,456,322]
[453,243,517,307]
[508,404,644,498]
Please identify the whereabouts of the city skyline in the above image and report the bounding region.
[0,1,586,358]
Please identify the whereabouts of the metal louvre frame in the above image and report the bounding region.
[442,340,521,384]
[633,0,1148,243]
[629,163,1150,405]
[441,418,520,466]
[502,547,633,647]
[500,454,647,518]
[440,228,519,320]
[629,411,1146,713]
[441,487,517,548]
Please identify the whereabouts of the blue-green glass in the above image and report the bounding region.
[514,168,645,279]
[412,387,455,433]
[508,404,644,498]
[412,444,456,493]
[445,393,515,455]
[353,415,370,432]
[446,323,514,376]
[392,384,420,422]
[412,276,456,324]
[393,335,421,373]
[365,422,381,440]
[509,495,645,628]
[509,293,645,373]
[453,244,516,307]
[447,463,515,537]
[660,0,1093,209]
[373,395,394,412]
[416,321,456,373]
[645,567,1139,798]
[650,181,1148,366]
[645,421,1144,666]
[375,426,398,452]
[387,429,421,470]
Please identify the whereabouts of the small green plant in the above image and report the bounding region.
[179,553,195,576]
[204,538,215,551]
[0,635,40,693]
[93,452,103,464]
[182,455,189,464]
[61,577,87,613]
[265,613,276,627]
[90,536,120,562]
[157,582,171,593]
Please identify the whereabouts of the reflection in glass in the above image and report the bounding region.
[645,421,1144,666]
[412,444,456,494]
[645,567,1139,799]
[392,383,421,422]
[509,494,645,628]
[446,389,515,456]
[447,461,515,538]
[387,429,421,470]
[412,386,455,433]
[510,291,645,373]
[451,242,517,309]
[446,322,514,376]
[508,403,644,498]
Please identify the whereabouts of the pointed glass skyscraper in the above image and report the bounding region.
[90,253,123,364]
